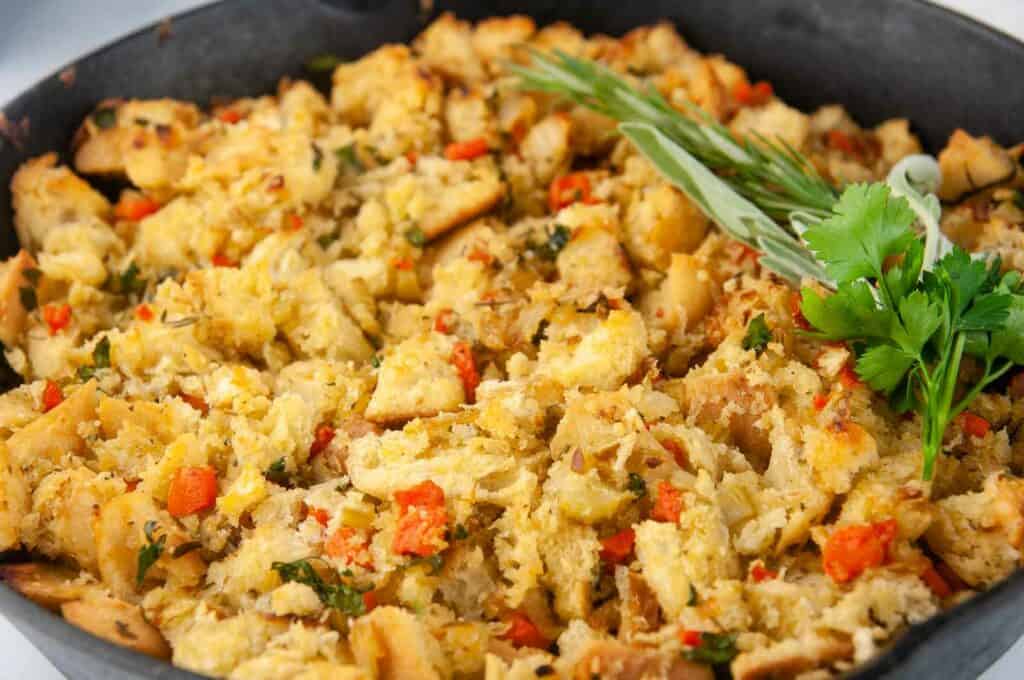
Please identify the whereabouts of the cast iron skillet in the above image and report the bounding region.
[1,1,1023,678]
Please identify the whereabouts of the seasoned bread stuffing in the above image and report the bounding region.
[1,13,1023,680]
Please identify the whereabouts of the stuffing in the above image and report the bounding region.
[0,13,1020,680]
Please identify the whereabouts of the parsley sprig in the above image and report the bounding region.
[800,184,1024,479]
[271,558,370,616]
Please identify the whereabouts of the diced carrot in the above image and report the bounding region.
[451,341,481,403]
[41,380,63,413]
[502,611,550,649]
[392,480,448,557]
[405,150,419,165]
[309,423,336,458]
[735,244,761,265]
[114,196,161,221]
[822,519,898,583]
[651,481,683,523]
[750,562,777,583]
[394,480,445,512]
[134,304,155,322]
[733,80,773,106]
[125,478,140,492]
[827,129,859,155]
[660,439,687,467]
[434,309,455,334]
[548,172,595,212]
[813,393,830,411]
[217,109,243,124]
[467,247,494,265]
[839,364,863,390]
[326,526,374,568]
[391,256,414,271]
[211,253,237,268]
[362,590,378,612]
[599,528,636,565]
[920,564,953,599]
[167,466,218,517]
[42,304,72,335]
[180,393,209,415]
[444,137,489,161]
[679,629,703,647]
[287,214,303,231]
[958,412,990,438]
[309,507,330,527]
[789,291,811,330]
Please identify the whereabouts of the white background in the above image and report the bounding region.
[1,1,1022,678]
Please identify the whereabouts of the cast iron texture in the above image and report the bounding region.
[1,1,1023,678]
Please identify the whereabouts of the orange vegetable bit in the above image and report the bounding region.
[326,527,374,568]
[211,253,238,268]
[502,611,550,649]
[466,247,494,266]
[309,423,336,458]
[362,590,378,612]
[826,129,859,155]
[444,137,490,161]
[789,291,811,331]
[217,108,243,124]
[405,150,419,166]
[599,528,636,565]
[42,303,72,335]
[392,480,448,557]
[41,380,63,413]
[733,79,774,107]
[679,629,703,647]
[391,256,414,271]
[958,412,991,438]
[920,563,953,599]
[822,519,898,583]
[839,364,863,390]
[167,465,218,518]
[287,214,304,231]
[660,438,688,468]
[114,195,161,221]
[180,393,209,415]
[434,308,455,334]
[651,481,683,523]
[308,507,330,527]
[134,304,155,322]
[749,562,777,583]
[451,341,481,403]
[548,172,595,213]
[813,393,830,411]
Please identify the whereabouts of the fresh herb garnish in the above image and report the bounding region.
[92,107,117,129]
[404,226,426,248]
[265,457,289,485]
[683,632,738,666]
[78,336,111,381]
[530,225,572,261]
[18,286,36,312]
[136,520,166,587]
[305,54,343,73]
[453,524,469,540]
[409,553,444,575]
[317,230,341,249]
[687,583,698,606]
[271,558,368,616]
[111,262,146,296]
[370,355,381,369]
[800,184,1024,479]
[335,144,364,173]
[627,472,647,497]
[312,144,323,172]
[742,313,772,355]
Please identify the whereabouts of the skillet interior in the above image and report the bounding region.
[1,1,1023,678]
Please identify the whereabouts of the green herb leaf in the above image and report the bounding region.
[404,226,426,248]
[742,313,771,354]
[113,262,146,296]
[272,559,368,616]
[93,337,111,369]
[18,286,36,312]
[317,230,341,249]
[265,457,288,485]
[453,524,469,540]
[683,632,738,666]
[627,472,647,498]
[370,355,381,369]
[335,144,364,173]
[409,553,444,575]
[305,54,343,72]
[531,225,572,261]
[136,520,166,587]
[312,144,323,172]
[92,107,117,129]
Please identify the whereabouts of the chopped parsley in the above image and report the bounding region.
[453,524,469,540]
[683,632,738,666]
[317,229,341,249]
[408,553,444,575]
[530,224,572,261]
[111,262,146,296]
[404,226,426,248]
[271,558,368,616]
[742,313,772,355]
[370,355,381,369]
[77,337,111,381]
[136,520,166,587]
[335,144,364,173]
[265,457,288,485]
[627,472,647,497]
[92,107,117,129]
[312,144,323,172]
